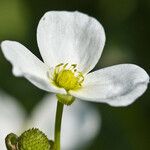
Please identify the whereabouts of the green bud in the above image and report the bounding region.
[18,128,50,150]
[56,93,75,105]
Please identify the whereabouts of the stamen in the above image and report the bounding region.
[63,63,68,69]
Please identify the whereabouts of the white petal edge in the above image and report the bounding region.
[0,91,26,150]
[27,94,101,150]
[70,64,149,107]
[37,11,105,74]
[1,40,66,94]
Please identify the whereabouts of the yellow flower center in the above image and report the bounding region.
[50,63,84,91]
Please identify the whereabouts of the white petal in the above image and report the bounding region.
[0,91,26,149]
[70,64,149,106]
[37,11,105,73]
[28,94,101,150]
[1,40,66,94]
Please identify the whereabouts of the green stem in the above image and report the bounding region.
[54,100,64,150]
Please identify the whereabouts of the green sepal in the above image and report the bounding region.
[5,133,18,150]
[56,93,75,105]
[49,140,55,150]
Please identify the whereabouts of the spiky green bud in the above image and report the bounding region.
[18,128,50,150]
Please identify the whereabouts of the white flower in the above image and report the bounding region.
[0,91,100,150]
[1,11,149,106]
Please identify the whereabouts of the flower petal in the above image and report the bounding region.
[1,40,66,94]
[28,94,101,150]
[0,91,26,149]
[70,64,149,106]
[37,11,105,73]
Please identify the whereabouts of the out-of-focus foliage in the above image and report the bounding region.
[0,0,149,150]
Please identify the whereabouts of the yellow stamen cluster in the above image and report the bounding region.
[50,63,84,91]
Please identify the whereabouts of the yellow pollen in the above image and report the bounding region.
[50,63,84,91]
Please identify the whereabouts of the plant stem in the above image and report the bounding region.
[54,100,64,150]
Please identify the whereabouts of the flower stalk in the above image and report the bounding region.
[54,99,64,150]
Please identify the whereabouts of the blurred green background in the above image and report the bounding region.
[0,0,149,149]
